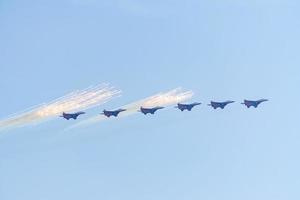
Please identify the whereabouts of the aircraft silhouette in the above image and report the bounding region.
[208,101,235,109]
[241,99,268,108]
[102,109,126,117]
[60,112,85,120]
[175,102,201,111]
[139,106,164,115]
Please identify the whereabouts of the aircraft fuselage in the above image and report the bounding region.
[208,101,235,109]
[140,107,164,115]
[61,112,85,120]
[242,99,268,108]
[176,102,201,111]
[103,109,126,117]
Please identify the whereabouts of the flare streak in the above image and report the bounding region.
[0,84,120,129]
[72,88,194,128]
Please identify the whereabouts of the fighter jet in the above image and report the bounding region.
[208,101,235,109]
[60,112,85,120]
[102,109,126,118]
[241,99,268,108]
[175,102,201,111]
[139,106,164,115]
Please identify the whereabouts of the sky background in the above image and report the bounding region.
[0,0,300,199]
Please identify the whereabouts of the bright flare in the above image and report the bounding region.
[0,84,121,129]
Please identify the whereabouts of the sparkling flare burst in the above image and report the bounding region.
[0,84,121,129]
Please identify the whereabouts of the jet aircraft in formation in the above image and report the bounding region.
[241,99,268,108]
[175,102,201,111]
[102,109,126,118]
[60,112,85,120]
[60,99,268,120]
[208,101,235,109]
[139,106,165,115]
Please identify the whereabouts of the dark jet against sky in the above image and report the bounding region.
[60,112,85,120]
[175,102,201,111]
[208,101,235,109]
[102,109,126,118]
[139,106,164,115]
[241,99,268,108]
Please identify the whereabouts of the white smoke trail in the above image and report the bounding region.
[71,88,194,128]
[0,84,121,130]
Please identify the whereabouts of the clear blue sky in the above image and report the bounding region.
[1,0,299,199]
